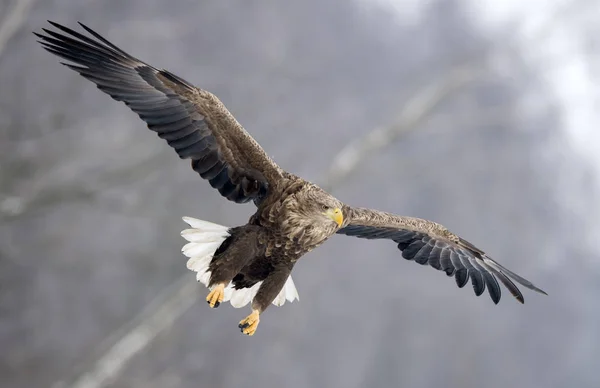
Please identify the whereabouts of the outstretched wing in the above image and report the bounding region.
[337,206,546,304]
[35,21,284,204]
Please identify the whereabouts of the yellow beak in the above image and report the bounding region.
[325,207,344,227]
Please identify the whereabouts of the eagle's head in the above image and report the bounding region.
[283,184,344,248]
[297,185,343,225]
[312,196,344,229]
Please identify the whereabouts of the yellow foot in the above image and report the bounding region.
[238,310,260,336]
[206,284,225,308]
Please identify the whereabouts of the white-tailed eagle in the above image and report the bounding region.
[35,22,546,336]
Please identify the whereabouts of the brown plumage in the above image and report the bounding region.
[35,21,547,336]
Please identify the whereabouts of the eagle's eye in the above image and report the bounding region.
[321,204,329,211]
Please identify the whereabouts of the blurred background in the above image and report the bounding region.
[1,0,599,387]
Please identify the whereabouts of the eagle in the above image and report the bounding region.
[35,21,546,336]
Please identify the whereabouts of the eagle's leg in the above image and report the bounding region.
[203,225,264,309]
[239,266,291,336]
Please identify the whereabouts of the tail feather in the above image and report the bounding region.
[272,282,287,306]
[181,229,230,243]
[197,270,212,286]
[182,240,223,259]
[182,217,230,232]
[284,276,300,302]
[181,217,300,308]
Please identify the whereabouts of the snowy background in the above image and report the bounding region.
[1,0,599,387]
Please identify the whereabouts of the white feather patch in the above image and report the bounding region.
[182,217,229,288]
[181,216,300,308]
[197,270,212,286]
[182,217,229,232]
[182,240,223,259]
[283,276,300,303]
[272,284,287,307]
[229,282,262,308]
[181,229,230,243]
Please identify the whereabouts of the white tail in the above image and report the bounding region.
[181,217,299,308]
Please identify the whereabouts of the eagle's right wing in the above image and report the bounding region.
[35,21,284,204]
[337,206,547,304]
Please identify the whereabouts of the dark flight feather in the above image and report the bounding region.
[338,207,547,304]
[35,21,283,205]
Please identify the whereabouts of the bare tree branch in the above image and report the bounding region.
[1,148,170,220]
[322,66,477,191]
[52,277,198,388]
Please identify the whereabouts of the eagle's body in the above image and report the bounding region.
[36,22,547,336]
[185,178,343,313]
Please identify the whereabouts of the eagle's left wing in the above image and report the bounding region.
[34,22,285,205]
[337,206,547,304]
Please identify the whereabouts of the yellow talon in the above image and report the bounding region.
[238,309,260,336]
[206,283,225,308]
